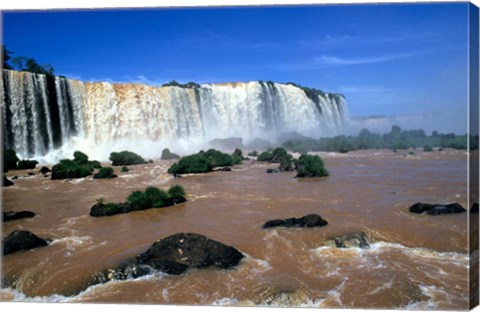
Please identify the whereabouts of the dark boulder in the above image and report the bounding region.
[161,148,181,160]
[3,176,14,187]
[3,230,48,255]
[3,211,35,222]
[266,169,279,174]
[136,233,244,275]
[89,202,132,217]
[262,214,328,229]
[471,203,479,214]
[28,172,35,176]
[326,232,371,249]
[409,202,466,215]
[39,166,51,174]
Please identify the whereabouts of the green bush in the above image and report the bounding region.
[51,152,102,180]
[127,185,187,210]
[87,160,102,169]
[248,151,258,157]
[93,167,117,179]
[167,149,237,175]
[109,151,146,166]
[121,166,129,172]
[423,145,433,152]
[127,190,151,210]
[271,147,288,162]
[73,151,89,165]
[16,159,38,170]
[257,151,273,162]
[4,149,19,171]
[202,149,234,167]
[295,154,329,178]
[51,159,95,180]
[168,154,213,175]
[167,185,187,203]
[231,148,243,165]
[279,156,295,172]
[161,148,180,160]
[145,186,170,207]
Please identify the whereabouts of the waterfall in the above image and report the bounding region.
[1,70,348,161]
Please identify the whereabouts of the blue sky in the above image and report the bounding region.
[2,3,472,132]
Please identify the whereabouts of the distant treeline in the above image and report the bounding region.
[2,45,54,75]
[282,125,479,154]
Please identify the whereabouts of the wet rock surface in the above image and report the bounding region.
[3,230,49,255]
[326,232,372,249]
[409,202,466,215]
[92,233,245,284]
[136,233,245,275]
[262,214,328,229]
[3,211,35,222]
[3,176,14,187]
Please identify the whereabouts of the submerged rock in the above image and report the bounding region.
[266,169,279,174]
[3,230,48,255]
[262,214,328,229]
[326,232,371,249]
[409,202,466,215]
[250,284,310,306]
[136,233,245,275]
[39,166,51,174]
[3,176,14,187]
[216,167,232,172]
[3,211,35,222]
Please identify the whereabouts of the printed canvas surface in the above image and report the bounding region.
[1,1,479,310]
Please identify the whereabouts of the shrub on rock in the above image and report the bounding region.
[202,149,234,167]
[231,148,244,165]
[110,151,146,166]
[295,154,328,178]
[51,152,102,180]
[16,159,38,170]
[168,154,213,175]
[73,151,89,165]
[51,159,94,180]
[93,167,117,179]
[167,185,187,204]
[91,185,187,217]
[257,151,274,162]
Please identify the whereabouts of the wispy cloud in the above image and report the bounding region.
[338,86,402,94]
[277,51,419,71]
[299,33,436,49]
[313,52,417,66]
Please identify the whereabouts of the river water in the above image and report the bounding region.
[1,149,475,309]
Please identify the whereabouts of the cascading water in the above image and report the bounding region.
[1,70,348,161]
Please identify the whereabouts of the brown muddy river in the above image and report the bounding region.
[0,149,475,309]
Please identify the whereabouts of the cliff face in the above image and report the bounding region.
[2,70,347,159]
